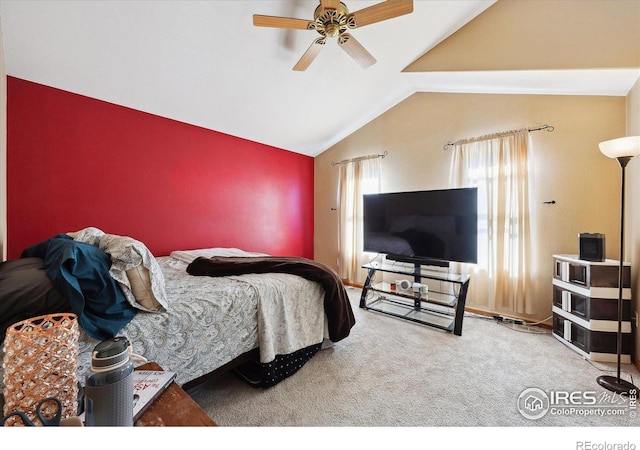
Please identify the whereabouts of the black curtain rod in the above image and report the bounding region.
[331,151,388,166]
[443,124,554,150]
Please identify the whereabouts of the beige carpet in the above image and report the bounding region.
[190,287,639,430]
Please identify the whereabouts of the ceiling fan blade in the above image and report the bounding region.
[338,33,376,69]
[320,0,341,11]
[293,38,326,71]
[349,0,413,28]
[253,14,314,30]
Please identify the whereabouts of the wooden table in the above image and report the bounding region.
[134,362,217,426]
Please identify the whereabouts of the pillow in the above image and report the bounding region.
[170,247,270,264]
[0,257,71,343]
[98,234,168,313]
[66,226,105,245]
[126,265,161,311]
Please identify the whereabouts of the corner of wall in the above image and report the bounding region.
[0,17,7,262]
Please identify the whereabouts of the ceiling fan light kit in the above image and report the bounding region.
[253,0,414,71]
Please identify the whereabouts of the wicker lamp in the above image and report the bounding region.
[2,313,80,426]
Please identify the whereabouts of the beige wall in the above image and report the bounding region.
[627,78,640,366]
[405,0,639,72]
[314,92,626,321]
[393,0,640,365]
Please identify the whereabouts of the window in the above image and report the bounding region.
[450,129,535,314]
[337,156,381,283]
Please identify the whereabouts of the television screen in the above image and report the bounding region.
[363,187,478,266]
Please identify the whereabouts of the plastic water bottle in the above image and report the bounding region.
[84,336,134,426]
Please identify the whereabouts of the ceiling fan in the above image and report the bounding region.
[253,0,414,71]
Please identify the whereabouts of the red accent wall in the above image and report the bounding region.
[7,77,314,259]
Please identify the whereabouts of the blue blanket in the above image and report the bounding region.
[21,234,136,340]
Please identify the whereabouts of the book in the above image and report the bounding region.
[133,370,177,421]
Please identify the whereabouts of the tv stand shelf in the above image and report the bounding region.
[360,261,470,335]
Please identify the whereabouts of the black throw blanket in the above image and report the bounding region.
[186,256,355,342]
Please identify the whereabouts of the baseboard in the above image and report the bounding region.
[342,280,363,289]
[463,306,553,330]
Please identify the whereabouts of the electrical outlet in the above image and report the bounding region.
[636,310,640,327]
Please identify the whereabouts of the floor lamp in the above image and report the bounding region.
[597,135,640,395]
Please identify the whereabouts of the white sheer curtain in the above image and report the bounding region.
[337,156,381,283]
[450,129,535,314]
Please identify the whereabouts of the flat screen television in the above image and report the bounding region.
[363,187,478,267]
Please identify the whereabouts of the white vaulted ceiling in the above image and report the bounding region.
[1,1,638,156]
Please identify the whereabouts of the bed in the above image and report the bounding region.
[0,227,355,393]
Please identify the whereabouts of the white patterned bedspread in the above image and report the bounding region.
[75,250,327,386]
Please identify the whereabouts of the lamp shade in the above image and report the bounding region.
[599,136,640,159]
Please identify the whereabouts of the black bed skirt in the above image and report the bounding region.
[234,342,322,388]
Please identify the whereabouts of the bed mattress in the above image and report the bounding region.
[76,252,327,386]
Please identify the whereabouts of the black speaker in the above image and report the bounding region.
[579,233,605,262]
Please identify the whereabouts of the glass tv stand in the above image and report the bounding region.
[360,261,470,336]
